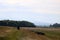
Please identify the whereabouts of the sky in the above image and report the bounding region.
[0,0,60,25]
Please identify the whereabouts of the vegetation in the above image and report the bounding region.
[50,23,60,27]
[0,20,36,27]
[31,27,60,40]
[0,26,25,40]
[0,26,60,40]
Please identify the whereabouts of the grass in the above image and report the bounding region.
[44,31,60,40]
[0,26,25,40]
[0,26,60,40]
[32,28,60,40]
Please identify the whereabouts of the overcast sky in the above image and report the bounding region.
[0,0,60,24]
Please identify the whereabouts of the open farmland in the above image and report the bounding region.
[0,26,60,40]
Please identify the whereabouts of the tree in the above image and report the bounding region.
[18,21,36,27]
[50,23,60,27]
[0,20,36,27]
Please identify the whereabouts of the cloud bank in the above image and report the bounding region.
[0,0,60,14]
[0,0,60,24]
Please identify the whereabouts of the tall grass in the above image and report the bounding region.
[0,27,60,40]
[0,27,24,40]
[34,29,60,40]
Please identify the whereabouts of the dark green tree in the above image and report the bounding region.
[50,23,60,27]
[0,20,36,27]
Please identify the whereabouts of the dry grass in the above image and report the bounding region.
[21,27,60,40]
[0,26,60,40]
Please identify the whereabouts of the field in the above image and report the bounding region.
[0,26,60,40]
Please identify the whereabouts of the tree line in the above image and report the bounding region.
[0,20,36,27]
[50,23,60,27]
